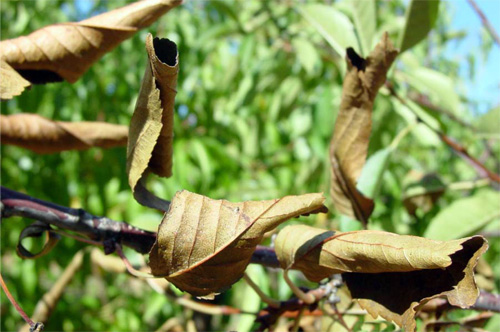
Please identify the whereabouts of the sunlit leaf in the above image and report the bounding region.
[351,0,376,56]
[299,3,360,56]
[329,33,398,224]
[0,61,30,100]
[126,34,178,211]
[0,113,128,153]
[425,189,500,240]
[149,190,327,297]
[0,0,181,93]
[398,0,440,53]
[275,224,488,331]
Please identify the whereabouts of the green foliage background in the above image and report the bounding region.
[1,1,499,331]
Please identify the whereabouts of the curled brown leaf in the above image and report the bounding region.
[0,113,128,153]
[0,0,181,89]
[126,34,178,211]
[0,61,30,100]
[329,33,398,224]
[275,224,488,331]
[149,190,327,297]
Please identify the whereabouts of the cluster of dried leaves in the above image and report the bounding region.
[1,0,489,331]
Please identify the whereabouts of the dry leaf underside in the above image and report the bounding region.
[329,33,398,223]
[275,225,488,331]
[0,61,30,100]
[0,113,128,153]
[0,0,181,98]
[149,190,327,297]
[126,34,178,211]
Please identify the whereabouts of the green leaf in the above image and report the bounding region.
[299,4,360,56]
[425,189,500,240]
[357,147,392,199]
[398,0,440,53]
[292,37,320,75]
[476,105,500,135]
[400,64,462,117]
[351,0,376,56]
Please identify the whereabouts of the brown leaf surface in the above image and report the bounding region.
[1,113,128,153]
[329,33,398,223]
[275,225,488,331]
[126,34,178,210]
[149,190,327,297]
[0,0,181,89]
[0,61,30,100]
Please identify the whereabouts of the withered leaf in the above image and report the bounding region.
[0,113,128,153]
[275,225,488,331]
[329,33,398,224]
[0,61,30,100]
[17,221,60,259]
[149,190,327,297]
[126,34,178,211]
[0,0,181,91]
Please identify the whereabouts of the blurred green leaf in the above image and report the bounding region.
[425,189,500,240]
[292,37,320,76]
[398,0,440,53]
[357,147,392,199]
[351,0,376,56]
[299,3,360,56]
[476,105,500,135]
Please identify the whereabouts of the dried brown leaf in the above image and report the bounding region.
[275,225,488,331]
[126,34,178,211]
[1,113,128,153]
[0,61,30,100]
[149,190,327,297]
[329,33,398,223]
[0,0,181,88]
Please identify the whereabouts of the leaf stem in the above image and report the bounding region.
[290,306,305,332]
[0,273,42,330]
[283,270,315,304]
[243,273,280,308]
[114,243,156,279]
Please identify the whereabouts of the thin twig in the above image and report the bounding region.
[387,85,500,184]
[114,243,156,278]
[290,306,305,332]
[243,273,280,308]
[0,274,41,330]
[409,93,476,131]
[466,0,500,46]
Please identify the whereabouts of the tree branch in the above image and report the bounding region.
[1,186,156,254]
[466,0,500,46]
[2,186,498,317]
[387,84,500,184]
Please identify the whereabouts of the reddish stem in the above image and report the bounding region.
[0,273,38,328]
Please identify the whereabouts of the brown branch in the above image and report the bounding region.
[387,84,500,184]
[466,0,500,46]
[1,186,156,254]
[2,185,498,330]
[409,93,476,131]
